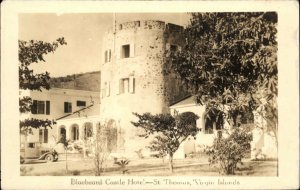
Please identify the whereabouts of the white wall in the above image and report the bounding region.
[20,88,100,148]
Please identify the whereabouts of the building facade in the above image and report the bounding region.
[169,96,277,159]
[20,88,100,150]
[99,20,188,157]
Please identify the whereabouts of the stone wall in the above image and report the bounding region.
[100,20,187,157]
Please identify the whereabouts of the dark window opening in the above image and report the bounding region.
[120,78,129,94]
[83,123,93,139]
[76,101,86,107]
[31,100,37,114]
[31,100,50,115]
[204,109,224,134]
[27,143,35,148]
[121,45,130,58]
[104,50,108,63]
[71,125,79,141]
[60,127,66,138]
[64,102,72,113]
[108,50,111,62]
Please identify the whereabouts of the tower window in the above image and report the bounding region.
[121,45,130,58]
[104,50,108,63]
[108,50,111,62]
[104,50,111,63]
[119,77,135,94]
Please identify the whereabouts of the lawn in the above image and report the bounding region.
[21,157,277,176]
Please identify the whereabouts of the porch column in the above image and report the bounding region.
[66,125,70,140]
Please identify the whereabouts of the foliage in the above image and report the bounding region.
[56,133,70,174]
[20,118,54,136]
[168,12,278,133]
[57,134,70,148]
[93,122,113,176]
[114,158,130,174]
[20,166,34,176]
[147,135,168,161]
[206,127,252,175]
[19,38,67,91]
[19,38,67,134]
[134,149,144,159]
[50,71,101,91]
[132,111,199,173]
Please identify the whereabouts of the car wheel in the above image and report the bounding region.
[45,154,54,162]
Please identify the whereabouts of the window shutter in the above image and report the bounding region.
[129,76,135,93]
[120,79,124,94]
[39,129,43,142]
[130,43,135,57]
[64,102,67,113]
[44,129,48,143]
[46,101,50,115]
[106,82,110,97]
[104,50,107,63]
[69,103,72,113]
[117,80,121,94]
[31,100,37,114]
[109,49,111,62]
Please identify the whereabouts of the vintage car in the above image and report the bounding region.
[20,142,58,164]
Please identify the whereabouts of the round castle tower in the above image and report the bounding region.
[100,20,187,157]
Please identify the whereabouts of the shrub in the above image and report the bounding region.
[114,158,130,174]
[20,166,34,176]
[134,149,144,159]
[72,170,81,176]
[206,127,252,175]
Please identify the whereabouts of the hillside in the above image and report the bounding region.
[50,71,100,92]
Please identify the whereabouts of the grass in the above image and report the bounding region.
[21,158,278,176]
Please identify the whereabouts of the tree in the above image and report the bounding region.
[19,38,67,135]
[57,134,70,174]
[147,135,168,163]
[93,122,114,176]
[168,12,278,143]
[131,112,199,173]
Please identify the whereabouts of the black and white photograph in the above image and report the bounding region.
[1,1,299,189]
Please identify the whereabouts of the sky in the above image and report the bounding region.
[19,13,191,77]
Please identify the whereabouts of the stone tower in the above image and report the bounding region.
[100,20,187,157]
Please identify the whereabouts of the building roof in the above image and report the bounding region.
[169,95,199,108]
[56,103,100,121]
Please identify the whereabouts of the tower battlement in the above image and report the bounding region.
[105,20,183,34]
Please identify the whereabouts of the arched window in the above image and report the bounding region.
[70,124,79,141]
[83,122,93,139]
[203,108,224,134]
[59,126,66,138]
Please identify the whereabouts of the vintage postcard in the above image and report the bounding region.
[1,1,299,189]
